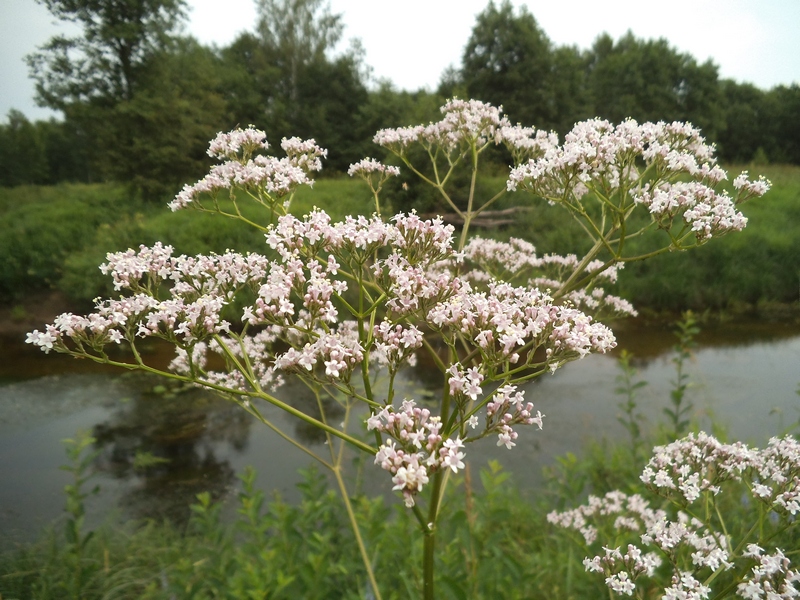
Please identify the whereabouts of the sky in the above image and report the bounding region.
[2,0,799,122]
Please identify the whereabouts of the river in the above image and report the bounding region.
[1,317,799,548]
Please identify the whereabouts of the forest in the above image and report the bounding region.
[2,0,798,196]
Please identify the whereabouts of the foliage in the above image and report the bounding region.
[586,32,722,137]
[0,437,634,599]
[615,349,647,456]
[59,432,101,600]
[460,1,560,129]
[219,0,369,173]
[0,183,133,301]
[25,0,230,200]
[97,38,229,199]
[0,110,50,186]
[2,162,798,312]
[5,1,800,194]
[615,164,800,312]
[27,0,188,108]
[5,427,797,599]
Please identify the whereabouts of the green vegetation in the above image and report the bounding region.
[4,0,800,196]
[3,422,797,598]
[2,289,798,599]
[0,444,593,599]
[614,165,800,312]
[1,164,797,314]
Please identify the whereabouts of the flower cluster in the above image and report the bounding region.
[29,208,613,402]
[663,573,712,600]
[508,118,770,243]
[634,181,748,240]
[347,158,400,178]
[641,431,756,503]
[547,490,659,546]
[498,124,559,164]
[374,98,561,160]
[369,400,468,507]
[583,545,662,596]
[550,433,800,599]
[447,363,484,401]
[275,327,364,380]
[207,127,269,159]
[170,128,326,211]
[374,98,507,152]
[460,236,636,318]
[484,384,543,449]
[27,109,770,528]
[507,118,717,196]
[738,546,800,600]
[550,490,729,598]
[371,320,424,370]
[750,436,800,515]
[427,281,616,369]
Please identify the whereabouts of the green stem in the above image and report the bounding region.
[78,350,376,455]
[422,470,443,600]
[457,145,479,252]
[331,466,383,600]
[552,233,615,300]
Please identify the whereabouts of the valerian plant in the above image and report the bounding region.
[549,432,800,599]
[27,98,770,599]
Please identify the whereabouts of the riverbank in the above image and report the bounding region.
[2,165,800,313]
[0,291,77,338]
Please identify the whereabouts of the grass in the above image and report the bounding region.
[4,425,798,599]
[0,437,625,599]
[613,164,800,312]
[1,164,798,313]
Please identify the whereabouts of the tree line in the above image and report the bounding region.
[1,0,798,196]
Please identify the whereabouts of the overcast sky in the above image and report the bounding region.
[3,0,799,122]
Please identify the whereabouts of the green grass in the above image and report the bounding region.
[1,164,798,312]
[0,441,623,599]
[615,164,800,312]
[3,427,798,599]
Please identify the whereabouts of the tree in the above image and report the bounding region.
[716,80,768,163]
[101,39,229,198]
[26,0,232,198]
[460,1,557,128]
[27,0,188,110]
[0,110,49,186]
[256,0,344,115]
[764,84,800,164]
[549,45,593,133]
[0,111,91,186]
[221,0,369,172]
[586,32,721,135]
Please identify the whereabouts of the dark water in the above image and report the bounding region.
[1,318,799,548]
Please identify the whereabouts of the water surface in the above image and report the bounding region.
[1,318,799,547]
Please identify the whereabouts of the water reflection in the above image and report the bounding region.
[91,382,250,524]
[1,318,799,546]
[612,316,800,360]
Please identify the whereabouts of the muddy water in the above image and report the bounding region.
[1,318,799,547]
